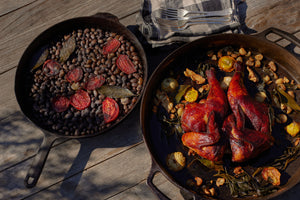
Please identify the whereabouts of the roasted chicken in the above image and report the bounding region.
[181,68,229,161]
[224,62,274,162]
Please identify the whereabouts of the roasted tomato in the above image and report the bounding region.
[51,96,70,112]
[116,54,136,74]
[85,75,105,90]
[70,90,91,110]
[218,56,235,72]
[103,38,121,55]
[66,67,83,83]
[102,97,119,123]
[43,59,61,76]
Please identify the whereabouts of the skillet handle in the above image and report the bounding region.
[147,160,206,200]
[255,27,300,48]
[147,160,171,200]
[24,133,57,188]
[92,12,119,23]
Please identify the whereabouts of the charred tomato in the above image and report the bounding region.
[70,89,91,110]
[85,75,105,90]
[116,54,136,74]
[66,67,83,83]
[43,59,61,76]
[51,96,70,112]
[103,38,121,55]
[102,97,119,123]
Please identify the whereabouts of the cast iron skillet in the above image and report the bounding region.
[140,28,300,200]
[15,13,147,188]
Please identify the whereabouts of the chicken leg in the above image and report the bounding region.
[181,68,228,161]
[225,62,274,162]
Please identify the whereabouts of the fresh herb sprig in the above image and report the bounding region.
[271,140,300,170]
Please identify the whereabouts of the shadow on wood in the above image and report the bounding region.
[59,106,143,196]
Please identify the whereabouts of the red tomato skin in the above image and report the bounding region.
[85,75,105,90]
[43,59,61,76]
[70,90,91,110]
[103,38,121,55]
[51,96,70,112]
[102,97,119,123]
[116,55,136,74]
[66,67,83,83]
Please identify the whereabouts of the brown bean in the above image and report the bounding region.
[132,56,139,61]
[29,27,144,136]
[130,46,135,52]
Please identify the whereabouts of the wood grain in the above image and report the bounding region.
[0,108,146,199]
[0,7,140,172]
[245,0,300,31]
[0,0,36,16]
[239,0,300,33]
[0,0,300,199]
[0,0,140,74]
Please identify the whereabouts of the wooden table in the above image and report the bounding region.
[0,0,299,199]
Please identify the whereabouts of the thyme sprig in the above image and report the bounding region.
[196,63,214,78]
[160,114,184,137]
[271,141,300,170]
[215,168,278,198]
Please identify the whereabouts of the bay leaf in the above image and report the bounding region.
[97,85,135,98]
[277,86,300,111]
[59,36,76,63]
[196,158,224,171]
[31,48,49,71]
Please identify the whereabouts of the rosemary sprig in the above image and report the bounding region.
[196,63,214,78]
[271,142,300,170]
[160,114,183,138]
[215,169,257,197]
[215,168,278,198]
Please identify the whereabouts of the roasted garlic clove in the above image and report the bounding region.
[161,78,179,93]
[275,114,288,124]
[166,152,186,172]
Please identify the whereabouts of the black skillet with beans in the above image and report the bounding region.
[29,28,144,136]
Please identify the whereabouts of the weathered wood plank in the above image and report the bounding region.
[18,143,186,200]
[0,111,43,171]
[0,0,36,17]
[111,174,186,200]
[0,0,300,199]
[0,11,139,169]
[0,11,149,199]
[0,68,19,118]
[24,168,187,200]
[0,0,141,74]
[0,8,140,118]
[240,0,300,33]
[0,107,144,199]
[107,180,160,200]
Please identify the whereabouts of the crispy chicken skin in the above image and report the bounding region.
[181,68,228,161]
[181,69,229,132]
[227,62,270,134]
[224,62,274,162]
